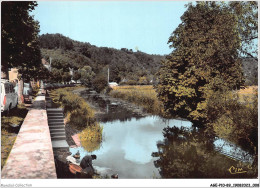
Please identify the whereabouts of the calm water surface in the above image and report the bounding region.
[70,89,253,178]
[70,116,192,178]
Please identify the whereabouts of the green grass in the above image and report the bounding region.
[1,130,17,169]
[49,86,97,130]
[1,104,28,169]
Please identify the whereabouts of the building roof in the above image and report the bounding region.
[41,58,50,65]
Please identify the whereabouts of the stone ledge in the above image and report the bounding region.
[1,94,57,179]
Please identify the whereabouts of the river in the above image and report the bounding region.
[69,88,254,179]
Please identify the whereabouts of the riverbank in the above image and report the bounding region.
[48,86,100,145]
[49,86,258,178]
[108,85,165,116]
[47,87,104,178]
[109,85,258,152]
[73,87,151,120]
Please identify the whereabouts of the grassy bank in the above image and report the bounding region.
[1,104,28,169]
[49,86,96,128]
[49,87,103,150]
[109,85,164,115]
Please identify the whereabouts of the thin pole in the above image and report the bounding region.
[50,57,52,71]
[108,68,109,84]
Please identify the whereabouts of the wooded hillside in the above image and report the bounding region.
[40,33,163,84]
[39,33,257,85]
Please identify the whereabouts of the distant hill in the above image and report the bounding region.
[39,33,257,85]
[39,33,163,83]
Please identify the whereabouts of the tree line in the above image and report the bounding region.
[39,33,163,86]
[155,1,258,178]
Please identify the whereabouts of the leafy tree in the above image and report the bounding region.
[92,74,108,93]
[39,33,73,50]
[62,72,71,83]
[50,68,62,83]
[79,66,95,87]
[72,71,81,82]
[1,1,42,80]
[157,2,244,125]
[39,33,163,84]
[228,1,258,61]
[36,65,51,81]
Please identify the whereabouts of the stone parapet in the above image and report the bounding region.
[1,94,57,179]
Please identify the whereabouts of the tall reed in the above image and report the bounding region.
[109,85,164,115]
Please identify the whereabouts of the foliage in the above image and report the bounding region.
[109,85,164,115]
[138,76,148,85]
[152,126,257,178]
[79,66,95,87]
[50,87,96,128]
[31,85,40,98]
[49,68,71,83]
[92,74,108,93]
[121,80,137,85]
[241,58,258,86]
[61,72,71,83]
[208,87,258,156]
[228,1,258,61]
[50,87,104,155]
[1,1,43,80]
[50,68,62,83]
[39,34,163,84]
[157,2,244,125]
[72,71,81,82]
[39,33,73,50]
[80,124,103,152]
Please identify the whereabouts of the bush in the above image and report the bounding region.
[60,92,81,114]
[92,74,107,93]
[80,124,103,152]
[31,85,40,97]
[50,87,96,128]
[124,80,137,85]
[206,89,258,156]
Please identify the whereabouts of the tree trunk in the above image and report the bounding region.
[18,79,24,104]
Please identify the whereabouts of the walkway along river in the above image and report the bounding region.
[69,88,254,179]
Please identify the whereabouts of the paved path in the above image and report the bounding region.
[1,93,57,179]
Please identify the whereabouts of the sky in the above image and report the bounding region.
[32,1,189,55]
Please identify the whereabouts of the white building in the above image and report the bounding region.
[109,82,118,87]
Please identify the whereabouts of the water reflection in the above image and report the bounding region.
[74,89,256,178]
[70,116,192,178]
[214,139,254,163]
[79,90,145,122]
[152,126,256,178]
